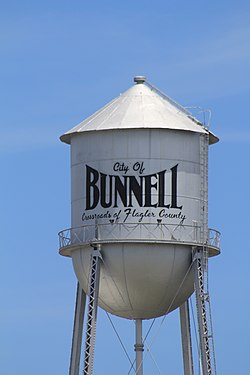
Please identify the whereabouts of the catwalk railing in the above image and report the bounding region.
[59,222,220,252]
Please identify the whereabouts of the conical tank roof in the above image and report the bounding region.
[60,77,219,145]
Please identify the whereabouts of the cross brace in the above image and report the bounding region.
[83,246,102,375]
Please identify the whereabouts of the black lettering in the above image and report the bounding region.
[158,169,170,208]
[86,165,99,210]
[114,176,128,207]
[128,176,143,206]
[144,174,158,207]
[100,173,113,208]
[171,164,182,209]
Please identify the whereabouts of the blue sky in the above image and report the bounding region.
[1,1,250,374]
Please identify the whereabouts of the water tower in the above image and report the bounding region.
[58,76,220,375]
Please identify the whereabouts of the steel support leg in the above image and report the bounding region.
[193,250,212,375]
[69,283,86,375]
[83,245,102,375]
[134,319,144,375]
[179,300,194,375]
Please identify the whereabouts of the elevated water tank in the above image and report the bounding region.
[59,77,220,320]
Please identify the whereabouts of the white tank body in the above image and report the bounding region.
[59,79,219,320]
[71,129,201,230]
[72,243,193,319]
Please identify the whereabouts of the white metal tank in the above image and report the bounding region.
[59,77,220,320]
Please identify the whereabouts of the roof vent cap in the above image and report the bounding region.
[134,76,146,84]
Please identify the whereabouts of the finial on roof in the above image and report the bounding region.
[134,76,146,84]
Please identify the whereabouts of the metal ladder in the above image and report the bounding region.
[200,131,209,268]
[193,132,217,375]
